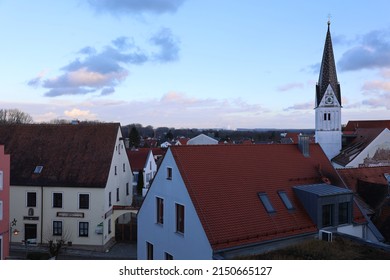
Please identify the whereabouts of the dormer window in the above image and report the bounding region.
[278,191,294,210]
[34,165,43,174]
[258,192,275,213]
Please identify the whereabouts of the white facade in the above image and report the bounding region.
[315,85,342,160]
[187,134,218,145]
[131,150,158,197]
[137,149,213,260]
[334,128,390,169]
[9,128,133,248]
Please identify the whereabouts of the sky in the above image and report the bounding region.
[1,0,390,129]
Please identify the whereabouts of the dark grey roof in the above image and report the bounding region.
[316,22,341,107]
[294,183,352,197]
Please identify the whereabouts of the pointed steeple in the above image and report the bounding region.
[316,21,341,107]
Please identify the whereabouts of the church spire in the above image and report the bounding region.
[316,21,341,107]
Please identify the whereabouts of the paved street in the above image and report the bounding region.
[9,242,137,260]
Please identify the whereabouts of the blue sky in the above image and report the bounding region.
[1,0,390,129]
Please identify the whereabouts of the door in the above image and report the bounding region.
[24,224,37,243]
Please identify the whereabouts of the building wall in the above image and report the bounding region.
[138,149,213,260]
[10,185,105,246]
[347,129,390,168]
[103,128,133,244]
[0,145,10,259]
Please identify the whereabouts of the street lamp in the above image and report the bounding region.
[9,218,19,244]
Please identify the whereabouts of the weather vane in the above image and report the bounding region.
[327,13,332,25]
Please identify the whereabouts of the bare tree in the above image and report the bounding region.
[0,108,33,124]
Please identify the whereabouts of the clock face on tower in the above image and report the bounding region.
[325,96,334,105]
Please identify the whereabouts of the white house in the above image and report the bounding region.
[187,134,218,145]
[332,128,390,168]
[126,148,158,197]
[137,143,375,260]
[0,123,134,250]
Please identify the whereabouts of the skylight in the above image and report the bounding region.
[278,191,294,210]
[34,165,43,174]
[258,193,275,213]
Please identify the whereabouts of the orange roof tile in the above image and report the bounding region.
[170,144,352,251]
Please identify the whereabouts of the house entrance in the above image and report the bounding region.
[115,212,137,243]
[24,224,37,242]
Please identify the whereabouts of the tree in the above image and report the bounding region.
[137,170,144,196]
[165,130,174,141]
[129,126,141,148]
[0,108,33,124]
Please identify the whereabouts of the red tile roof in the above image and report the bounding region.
[0,123,120,188]
[344,120,390,131]
[170,143,355,251]
[126,148,151,171]
[337,166,390,192]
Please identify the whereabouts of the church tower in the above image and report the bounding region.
[315,21,342,160]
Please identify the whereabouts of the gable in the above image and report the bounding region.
[0,123,120,188]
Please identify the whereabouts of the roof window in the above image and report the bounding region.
[258,192,275,213]
[278,191,294,210]
[34,165,43,174]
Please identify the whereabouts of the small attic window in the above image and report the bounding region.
[34,166,43,174]
[258,192,275,213]
[278,191,294,210]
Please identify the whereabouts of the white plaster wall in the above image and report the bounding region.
[347,129,390,168]
[103,128,133,243]
[138,149,213,260]
[337,224,363,238]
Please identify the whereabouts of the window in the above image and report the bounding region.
[33,165,43,174]
[322,204,333,227]
[0,170,3,190]
[133,173,139,183]
[258,193,275,213]
[79,222,89,237]
[53,221,62,236]
[108,218,111,234]
[109,192,112,207]
[27,192,37,207]
[115,166,117,175]
[323,113,327,121]
[146,242,153,260]
[123,163,126,172]
[328,113,331,121]
[116,188,120,202]
[165,252,173,260]
[0,201,3,220]
[53,193,62,208]
[278,191,294,210]
[126,183,130,196]
[79,194,89,209]
[175,203,185,234]
[167,167,172,180]
[338,202,349,225]
[156,197,164,224]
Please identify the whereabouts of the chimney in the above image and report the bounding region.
[298,135,310,157]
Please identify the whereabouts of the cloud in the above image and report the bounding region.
[64,108,97,120]
[338,28,390,71]
[361,93,390,109]
[30,29,180,97]
[277,82,304,92]
[87,0,186,15]
[362,80,390,92]
[150,28,180,62]
[284,101,313,111]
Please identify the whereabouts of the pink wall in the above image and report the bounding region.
[0,145,10,259]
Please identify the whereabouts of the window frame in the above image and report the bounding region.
[146,242,153,260]
[27,192,37,207]
[175,203,185,234]
[167,167,172,180]
[79,222,89,237]
[258,192,276,213]
[322,204,333,227]
[53,221,63,236]
[156,197,164,225]
[78,193,90,210]
[278,191,294,210]
[52,192,63,208]
[338,202,350,225]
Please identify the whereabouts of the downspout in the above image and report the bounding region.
[40,186,43,244]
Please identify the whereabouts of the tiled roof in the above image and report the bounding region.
[332,128,385,166]
[316,22,341,107]
[337,166,390,192]
[170,144,351,251]
[0,123,120,188]
[344,120,390,132]
[126,148,151,171]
